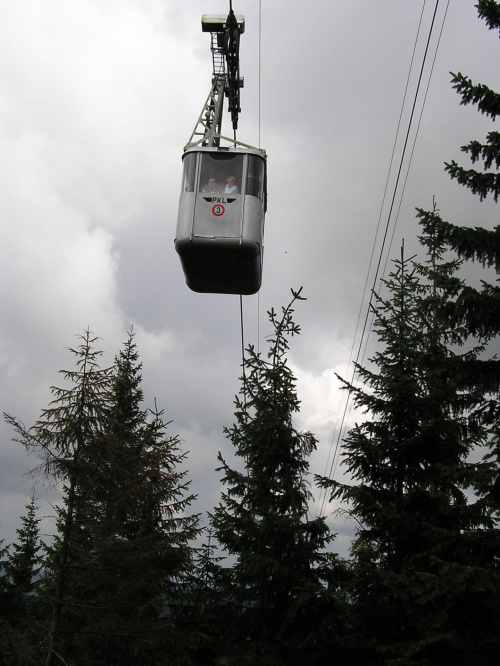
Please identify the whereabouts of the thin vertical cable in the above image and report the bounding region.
[257,0,262,355]
[239,294,247,410]
[257,292,260,355]
[258,0,262,148]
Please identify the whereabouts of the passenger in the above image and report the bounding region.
[201,178,220,193]
[224,176,239,194]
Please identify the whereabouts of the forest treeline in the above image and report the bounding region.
[2,2,500,664]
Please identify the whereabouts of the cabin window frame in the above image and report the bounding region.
[181,152,198,193]
[197,152,245,195]
[246,154,265,201]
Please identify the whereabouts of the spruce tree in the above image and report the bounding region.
[4,494,43,603]
[180,528,228,664]
[0,536,14,663]
[69,330,200,665]
[4,330,114,666]
[444,1,499,203]
[1,495,45,665]
[417,209,500,663]
[415,0,500,562]
[4,330,200,665]
[318,242,498,665]
[424,0,500,331]
[212,289,339,665]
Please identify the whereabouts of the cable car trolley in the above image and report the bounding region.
[175,7,267,295]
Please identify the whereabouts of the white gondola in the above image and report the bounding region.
[175,145,266,294]
[174,9,267,295]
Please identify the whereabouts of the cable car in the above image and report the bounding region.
[174,8,267,295]
[176,146,266,294]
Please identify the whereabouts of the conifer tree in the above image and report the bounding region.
[4,494,43,609]
[180,528,228,664]
[0,536,14,663]
[416,0,500,546]
[68,330,200,665]
[4,494,43,602]
[477,0,500,31]
[318,241,499,665]
[4,330,114,666]
[444,1,499,203]
[422,0,500,336]
[212,289,339,665]
[1,495,45,665]
[4,330,200,665]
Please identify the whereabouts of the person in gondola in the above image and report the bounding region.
[201,177,220,193]
[224,176,239,194]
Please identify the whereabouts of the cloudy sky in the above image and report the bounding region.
[1,0,498,557]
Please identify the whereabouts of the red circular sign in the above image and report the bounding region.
[212,204,225,216]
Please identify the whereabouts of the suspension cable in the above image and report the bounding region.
[383,0,451,277]
[239,294,247,408]
[317,0,430,518]
[257,0,262,352]
[318,0,448,517]
[258,0,262,149]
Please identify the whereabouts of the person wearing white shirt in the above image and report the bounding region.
[224,176,239,194]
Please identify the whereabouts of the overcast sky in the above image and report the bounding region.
[1,0,498,557]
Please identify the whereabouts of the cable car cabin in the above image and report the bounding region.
[175,146,267,295]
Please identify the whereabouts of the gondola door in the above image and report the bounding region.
[193,152,245,239]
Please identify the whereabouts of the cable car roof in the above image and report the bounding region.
[183,144,266,159]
